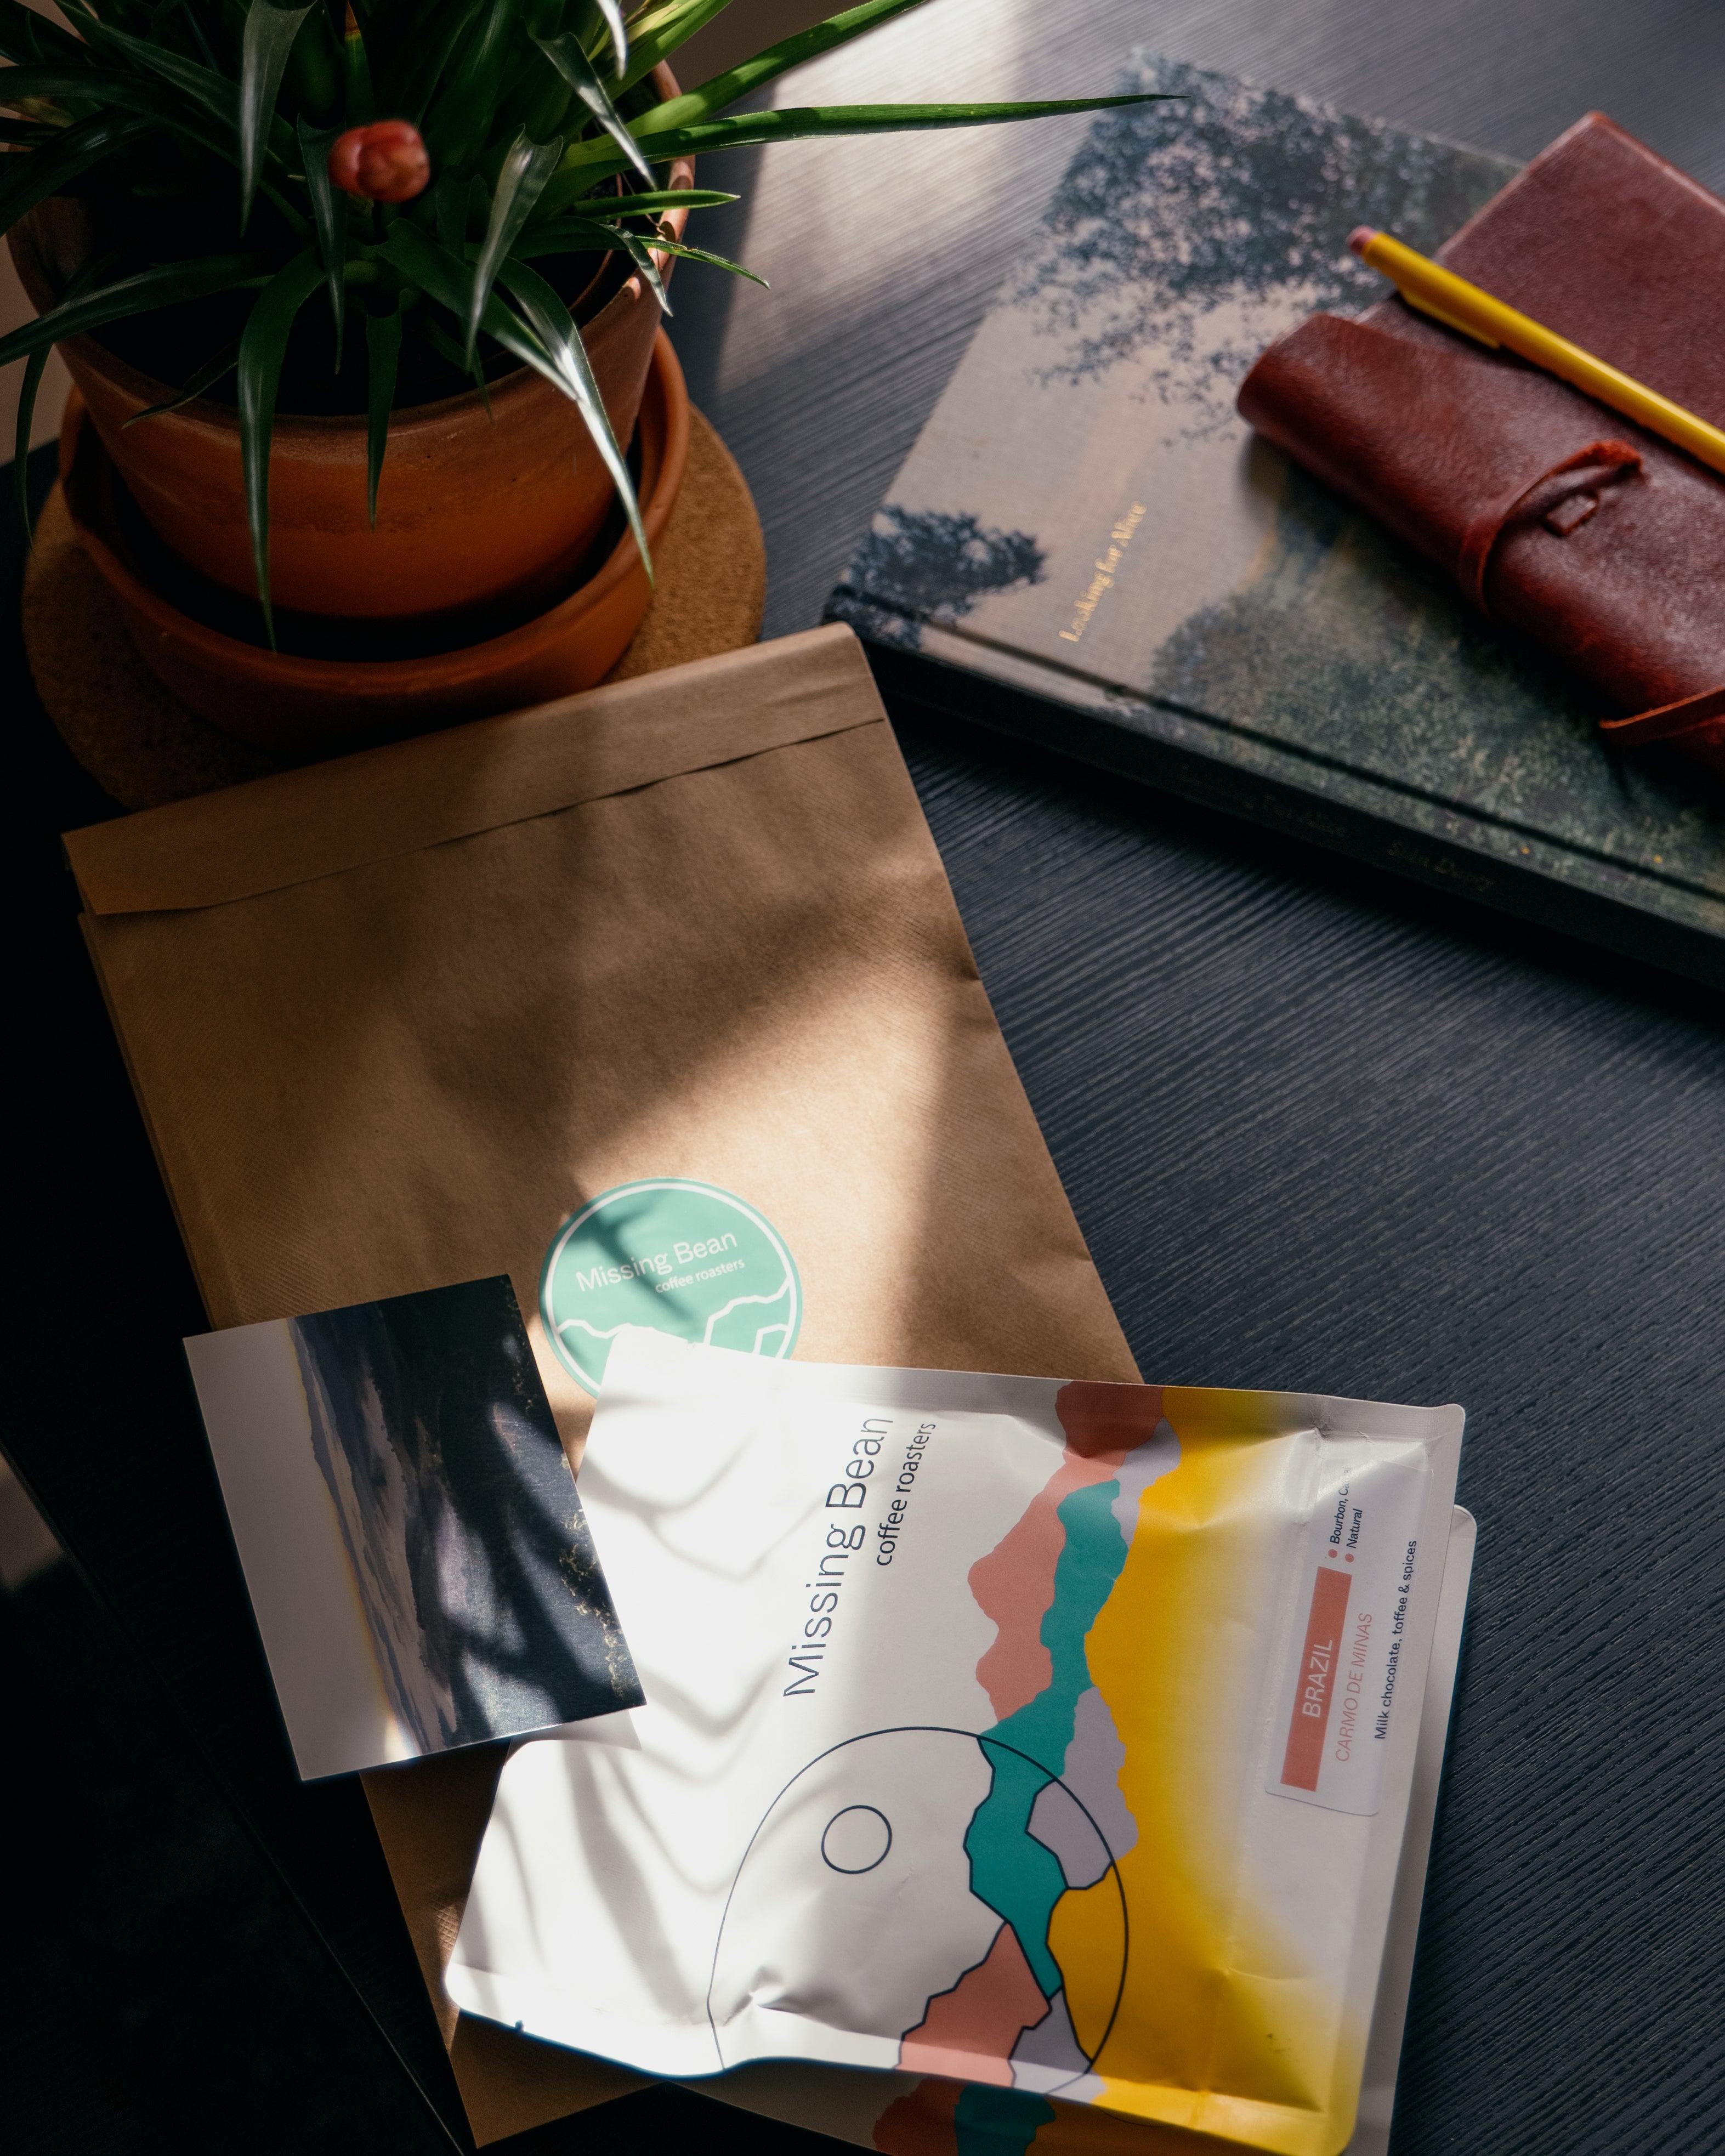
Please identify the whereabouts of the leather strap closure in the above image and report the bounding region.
[1599,682,1725,778]
[1457,440,1643,615]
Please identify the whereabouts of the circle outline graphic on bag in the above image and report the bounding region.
[706,1726,1128,2090]
[540,1178,803,1394]
[821,1806,893,1875]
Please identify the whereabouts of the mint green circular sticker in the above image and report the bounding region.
[541,1178,802,1394]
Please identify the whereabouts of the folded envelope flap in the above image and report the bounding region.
[65,625,882,917]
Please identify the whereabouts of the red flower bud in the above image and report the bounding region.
[328,121,430,203]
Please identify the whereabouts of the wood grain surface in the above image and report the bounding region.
[5,3,1722,2153]
[681,9,1725,2152]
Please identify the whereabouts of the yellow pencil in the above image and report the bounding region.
[1347,226,1725,478]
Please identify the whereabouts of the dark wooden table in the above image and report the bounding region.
[7,3,1723,2151]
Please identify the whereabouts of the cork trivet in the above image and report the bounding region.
[23,404,765,812]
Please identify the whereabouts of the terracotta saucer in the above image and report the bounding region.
[26,399,764,811]
[56,330,691,758]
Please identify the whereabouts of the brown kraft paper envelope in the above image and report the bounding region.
[65,622,1138,2144]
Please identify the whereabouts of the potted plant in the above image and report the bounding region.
[2,0,1162,741]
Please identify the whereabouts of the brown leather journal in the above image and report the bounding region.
[1238,114,1725,780]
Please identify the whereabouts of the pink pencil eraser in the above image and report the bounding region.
[1347,226,1378,258]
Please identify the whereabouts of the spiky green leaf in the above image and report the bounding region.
[507,214,628,257]
[157,0,224,75]
[532,30,652,184]
[64,8,242,131]
[296,114,348,364]
[0,0,90,67]
[0,66,163,115]
[417,310,495,410]
[578,186,737,216]
[280,0,342,126]
[645,0,931,133]
[0,254,272,371]
[612,0,733,94]
[630,231,765,285]
[549,92,1181,202]
[375,0,480,124]
[632,90,1179,147]
[241,2,314,229]
[236,249,327,642]
[75,0,155,29]
[364,304,401,526]
[465,128,562,367]
[581,0,627,75]
[0,110,156,235]
[493,256,649,577]
[376,220,649,574]
[343,15,376,124]
[421,0,517,156]
[122,337,243,426]
[615,226,670,314]
[0,64,304,232]
[376,217,537,362]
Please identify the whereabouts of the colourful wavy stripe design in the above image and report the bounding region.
[967,1422,1142,1999]
[879,1385,1164,2154]
[877,1385,1350,2156]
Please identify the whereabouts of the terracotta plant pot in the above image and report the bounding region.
[9,64,693,633]
[59,330,691,756]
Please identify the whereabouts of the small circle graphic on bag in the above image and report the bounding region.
[540,1178,802,1394]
